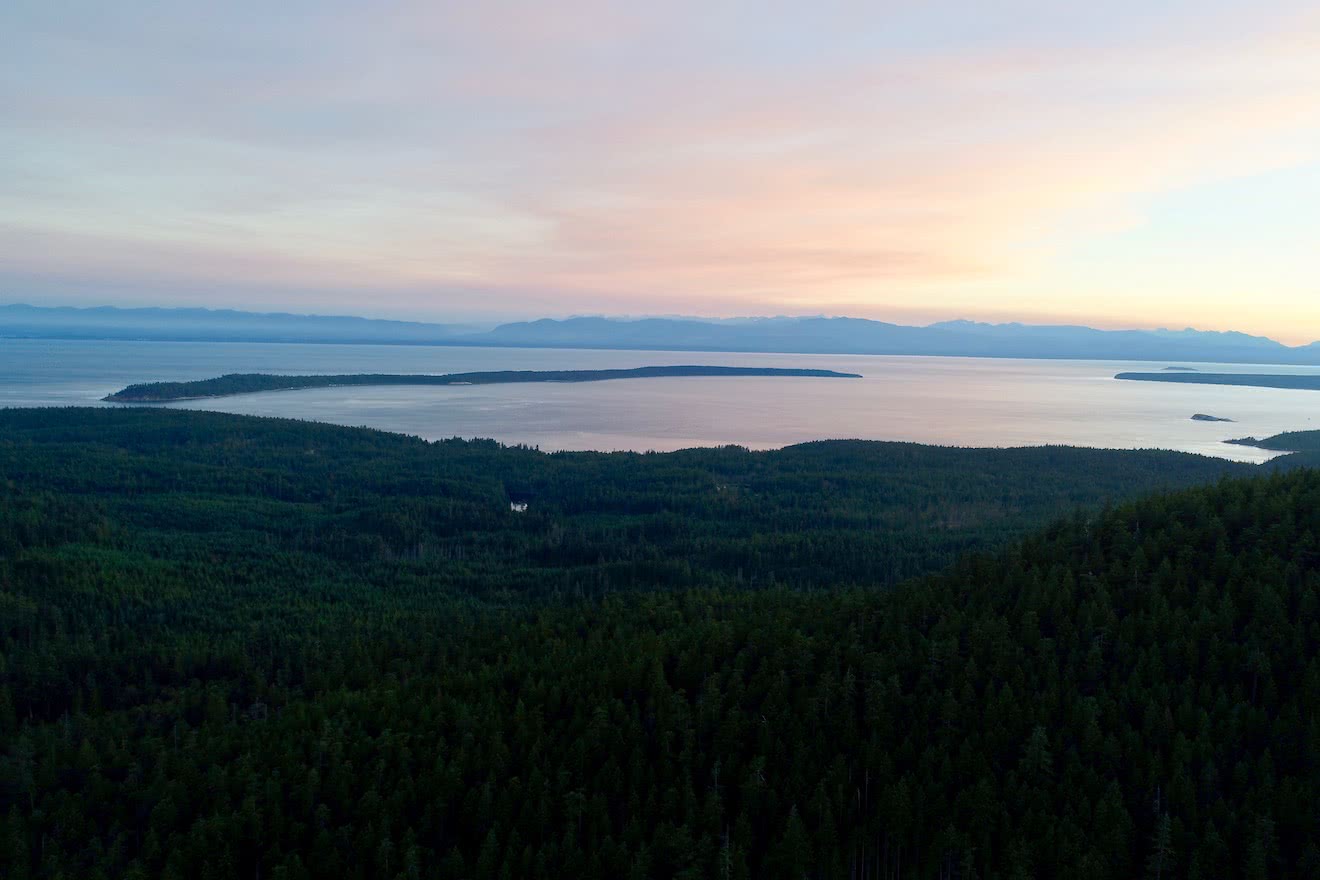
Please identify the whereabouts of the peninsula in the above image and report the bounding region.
[1115,372,1320,391]
[1225,430,1320,453]
[104,365,863,402]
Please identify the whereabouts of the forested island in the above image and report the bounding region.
[1116,371,1320,390]
[103,365,863,402]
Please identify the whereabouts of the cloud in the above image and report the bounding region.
[2,0,1319,336]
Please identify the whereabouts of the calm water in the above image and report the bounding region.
[3,339,1319,462]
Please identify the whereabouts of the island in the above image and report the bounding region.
[104,365,864,402]
[1191,414,1233,422]
[1115,372,1320,391]
[1163,366,1200,371]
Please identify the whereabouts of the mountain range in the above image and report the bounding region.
[5,303,1320,366]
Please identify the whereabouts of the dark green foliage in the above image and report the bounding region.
[0,408,1243,605]
[0,408,1314,878]
[102,365,862,401]
[1229,430,1320,453]
[1228,431,1320,471]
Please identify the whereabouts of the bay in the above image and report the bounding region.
[3,338,1318,462]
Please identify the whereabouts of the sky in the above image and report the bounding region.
[3,1,1320,341]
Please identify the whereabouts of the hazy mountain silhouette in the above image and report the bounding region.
[5,304,1319,365]
[0,304,469,344]
[479,315,1319,364]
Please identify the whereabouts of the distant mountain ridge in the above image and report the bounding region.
[479,315,1320,363]
[5,303,1320,365]
[0,303,471,344]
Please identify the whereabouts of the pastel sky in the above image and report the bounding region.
[4,1,1320,340]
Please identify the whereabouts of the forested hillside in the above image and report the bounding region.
[0,408,1244,599]
[0,409,1315,877]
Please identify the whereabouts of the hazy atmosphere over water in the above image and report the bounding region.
[5,1,1320,339]
[5,339,1317,462]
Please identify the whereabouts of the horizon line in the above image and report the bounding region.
[3,300,1316,349]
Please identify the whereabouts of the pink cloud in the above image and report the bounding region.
[4,1,1320,338]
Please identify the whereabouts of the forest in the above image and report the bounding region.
[103,366,861,402]
[1,407,1317,878]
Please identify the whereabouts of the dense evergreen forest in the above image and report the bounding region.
[0,408,1316,878]
[104,366,860,402]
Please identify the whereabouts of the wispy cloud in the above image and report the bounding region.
[3,1,1318,338]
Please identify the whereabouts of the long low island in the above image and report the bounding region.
[1115,372,1320,391]
[104,365,864,402]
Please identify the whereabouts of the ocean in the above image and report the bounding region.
[4,338,1318,462]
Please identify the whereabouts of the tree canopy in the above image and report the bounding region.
[0,408,1315,878]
